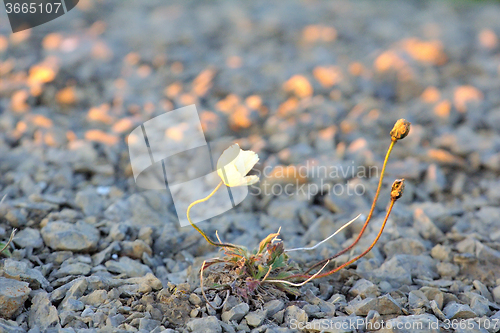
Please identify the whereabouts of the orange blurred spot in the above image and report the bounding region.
[454,86,483,113]
[366,109,380,121]
[32,115,53,128]
[245,95,262,110]
[402,38,447,65]
[230,105,252,129]
[144,102,155,114]
[114,78,127,90]
[171,61,184,74]
[193,68,215,96]
[321,27,337,42]
[283,75,313,98]
[91,41,112,60]
[10,30,30,45]
[478,29,497,49]
[318,126,336,140]
[216,94,239,113]
[267,165,308,185]
[302,25,321,42]
[137,65,151,78]
[428,149,464,165]
[85,130,118,145]
[66,131,77,142]
[313,66,342,88]
[374,51,406,72]
[179,93,197,106]
[0,35,8,52]
[434,100,451,118]
[227,56,242,69]
[164,82,183,98]
[421,86,440,103]
[278,97,299,116]
[340,120,356,134]
[56,87,77,105]
[16,121,27,133]
[349,62,364,76]
[88,104,113,124]
[303,25,337,43]
[0,59,14,76]
[11,90,29,112]
[77,0,94,11]
[124,52,140,66]
[42,33,62,50]
[112,118,133,134]
[166,127,184,142]
[89,21,106,37]
[44,132,58,146]
[28,65,56,85]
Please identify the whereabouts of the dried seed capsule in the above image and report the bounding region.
[390,119,411,141]
[391,179,405,200]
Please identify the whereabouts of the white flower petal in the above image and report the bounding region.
[216,143,260,187]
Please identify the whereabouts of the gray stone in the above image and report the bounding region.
[80,290,107,306]
[189,293,202,306]
[186,316,222,333]
[284,305,308,325]
[75,189,103,216]
[364,255,438,287]
[0,277,30,318]
[349,279,379,298]
[430,244,452,262]
[264,300,285,317]
[41,220,100,252]
[443,302,477,319]
[0,319,25,333]
[437,262,460,277]
[3,259,50,289]
[28,291,59,330]
[466,292,491,317]
[92,241,120,265]
[105,256,152,277]
[109,223,129,241]
[139,318,160,331]
[221,302,250,323]
[52,262,92,278]
[245,309,268,327]
[120,239,152,259]
[473,280,493,302]
[409,290,429,309]
[306,316,365,332]
[376,314,439,332]
[383,238,426,258]
[12,227,43,248]
[346,294,403,316]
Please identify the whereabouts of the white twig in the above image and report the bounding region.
[265,260,330,287]
[200,259,230,310]
[0,228,17,254]
[286,214,361,253]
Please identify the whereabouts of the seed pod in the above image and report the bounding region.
[390,119,411,141]
[391,179,405,200]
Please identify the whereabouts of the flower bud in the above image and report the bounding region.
[390,119,411,141]
[391,179,405,200]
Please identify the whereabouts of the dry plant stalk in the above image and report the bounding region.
[187,119,410,302]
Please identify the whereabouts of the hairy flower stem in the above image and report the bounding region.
[187,181,240,249]
[290,179,405,281]
[301,139,396,275]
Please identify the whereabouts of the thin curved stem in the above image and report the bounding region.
[291,198,395,281]
[187,181,239,249]
[301,139,396,275]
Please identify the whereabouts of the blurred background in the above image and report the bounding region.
[1,0,500,329]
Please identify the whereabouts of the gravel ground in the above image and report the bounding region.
[1,0,500,332]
